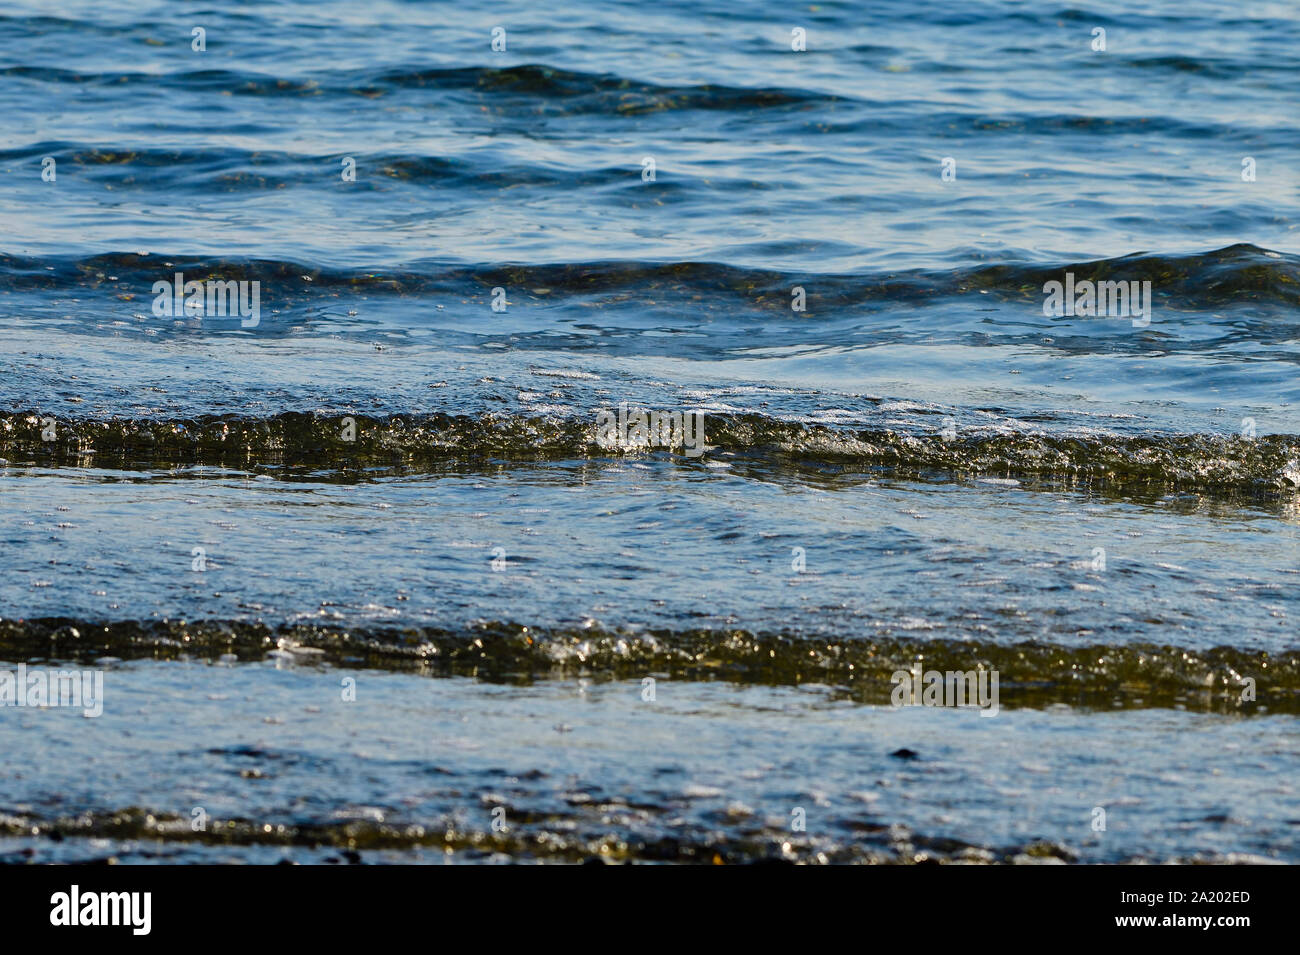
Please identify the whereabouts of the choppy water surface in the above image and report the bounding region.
[1,0,1297,863]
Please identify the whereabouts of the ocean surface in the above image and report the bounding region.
[1,0,1297,863]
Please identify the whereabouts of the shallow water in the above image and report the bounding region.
[2,666,1296,864]
[3,464,1299,654]
[1,0,1297,863]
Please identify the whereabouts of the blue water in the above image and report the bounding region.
[0,0,1297,863]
